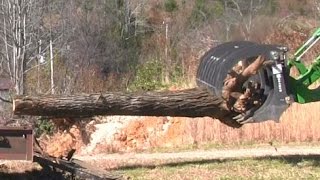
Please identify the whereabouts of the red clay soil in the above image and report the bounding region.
[112,117,192,151]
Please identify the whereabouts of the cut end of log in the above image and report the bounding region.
[13,98,35,116]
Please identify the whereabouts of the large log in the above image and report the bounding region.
[13,88,241,128]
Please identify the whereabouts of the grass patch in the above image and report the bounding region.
[147,141,320,153]
[119,158,320,179]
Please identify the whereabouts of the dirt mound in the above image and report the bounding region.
[88,116,200,153]
[111,117,192,151]
[92,117,171,153]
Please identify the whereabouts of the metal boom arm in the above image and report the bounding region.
[287,28,320,103]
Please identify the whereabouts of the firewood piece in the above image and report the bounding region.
[240,55,265,82]
[222,55,266,111]
[223,55,265,94]
[233,82,255,113]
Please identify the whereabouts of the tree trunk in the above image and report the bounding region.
[13,88,241,128]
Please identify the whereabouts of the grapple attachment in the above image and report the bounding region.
[196,41,291,125]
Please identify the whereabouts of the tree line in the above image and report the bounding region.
[0,0,318,95]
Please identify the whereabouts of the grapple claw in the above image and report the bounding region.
[232,114,243,120]
[239,117,254,124]
[196,41,291,124]
[234,107,257,124]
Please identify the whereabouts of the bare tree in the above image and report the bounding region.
[0,0,30,94]
[0,0,72,95]
[0,0,55,95]
[313,0,320,19]
[223,0,264,40]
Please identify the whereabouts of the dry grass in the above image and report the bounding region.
[181,102,320,145]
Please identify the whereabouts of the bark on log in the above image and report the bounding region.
[13,88,241,128]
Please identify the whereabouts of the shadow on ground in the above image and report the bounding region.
[0,169,70,180]
[0,163,122,180]
[115,154,320,170]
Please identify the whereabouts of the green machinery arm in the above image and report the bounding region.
[287,28,320,103]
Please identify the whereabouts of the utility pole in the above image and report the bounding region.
[164,18,171,84]
[49,4,55,94]
[50,39,54,94]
